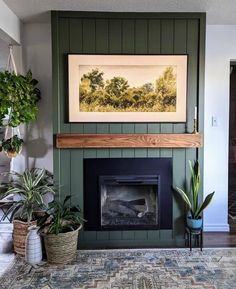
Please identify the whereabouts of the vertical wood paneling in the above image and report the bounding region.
[172,19,188,236]
[82,19,96,53]
[70,150,84,207]
[122,20,135,53]
[109,19,122,53]
[58,18,71,200]
[148,20,161,54]
[59,18,70,132]
[53,13,205,248]
[95,19,109,53]
[135,19,148,53]
[186,20,199,181]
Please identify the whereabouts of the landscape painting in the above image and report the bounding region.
[68,55,187,122]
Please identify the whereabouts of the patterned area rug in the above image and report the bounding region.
[1,248,236,289]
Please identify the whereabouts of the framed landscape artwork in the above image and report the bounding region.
[68,55,187,122]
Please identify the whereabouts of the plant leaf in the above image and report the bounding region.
[194,192,215,219]
[175,187,192,209]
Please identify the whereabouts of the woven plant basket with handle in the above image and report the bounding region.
[43,225,82,264]
[13,219,37,256]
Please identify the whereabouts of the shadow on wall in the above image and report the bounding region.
[23,120,53,169]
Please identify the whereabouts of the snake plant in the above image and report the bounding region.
[175,160,215,219]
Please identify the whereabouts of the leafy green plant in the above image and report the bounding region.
[2,135,23,154]
[39,196,86,235]
[0,168,56,223]
[175,160,215,219]
[0,70,40,127]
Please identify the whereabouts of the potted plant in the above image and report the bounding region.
[0,70,40,127]
[2,135,24,158]
[175,160,215,229]
[0,168,56,255]
[39,196,85,264]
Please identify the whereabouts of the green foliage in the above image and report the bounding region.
[0,168,56,223]
[175,160,215,219]
[79,66,177,112]
[39,196,86,235]
[81,68,104,92]
[155,66,176,110]
[2,135,23,153]
[105,76,129,97]
[0,70,40,127]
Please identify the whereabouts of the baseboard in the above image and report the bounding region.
[203,224,230,232]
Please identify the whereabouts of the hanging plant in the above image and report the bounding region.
[0,70,40,127]
[2,134,24,158]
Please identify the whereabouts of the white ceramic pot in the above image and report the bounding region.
[25,225,42,265]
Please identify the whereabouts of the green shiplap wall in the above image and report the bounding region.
[52,12,206,248]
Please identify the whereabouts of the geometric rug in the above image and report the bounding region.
[1,248,236,289]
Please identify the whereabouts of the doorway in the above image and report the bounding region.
[228,63,236,232]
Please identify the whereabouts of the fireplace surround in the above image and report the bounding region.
[84,158,172,231]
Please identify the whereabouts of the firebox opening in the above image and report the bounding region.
[100,175,159,230]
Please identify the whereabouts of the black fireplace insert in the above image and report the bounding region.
[84,158,172,231]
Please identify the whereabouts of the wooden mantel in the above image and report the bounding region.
[56,133,202,149]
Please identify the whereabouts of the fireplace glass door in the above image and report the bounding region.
[100,175,159,230]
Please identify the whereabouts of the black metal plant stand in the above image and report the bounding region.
[185,226,203,251]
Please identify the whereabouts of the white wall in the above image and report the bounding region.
[0,0,21,44]
[203,25,236,231]
[19,23,53,172]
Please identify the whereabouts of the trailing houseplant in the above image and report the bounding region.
[2,134,24,158]
[0,70,40,127]
[39,196,85,264]
[175,160,215,229]
[0,168,56,255]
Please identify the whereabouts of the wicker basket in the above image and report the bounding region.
[43,225,82,264]
[13,219,37,256]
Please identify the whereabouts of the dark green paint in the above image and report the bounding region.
[52,11,206,248]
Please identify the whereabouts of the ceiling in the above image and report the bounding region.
[3,0,236,24]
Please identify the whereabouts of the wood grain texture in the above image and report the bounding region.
[56,133,202,148]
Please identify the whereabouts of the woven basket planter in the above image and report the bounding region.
[43,225,82,264]
[13,219,37,256]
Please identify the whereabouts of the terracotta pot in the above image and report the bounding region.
[13,219,37,256]
[5,150,18,158]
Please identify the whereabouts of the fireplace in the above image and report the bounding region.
[84,158,172,231]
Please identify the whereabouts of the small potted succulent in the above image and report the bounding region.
[39,196,85,264]
[0,168,56,255]
[2,135,24,158]
[175,160,215,229]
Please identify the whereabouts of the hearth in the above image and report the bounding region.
[84,158,172,231]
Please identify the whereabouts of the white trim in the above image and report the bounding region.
[204,224,230,232]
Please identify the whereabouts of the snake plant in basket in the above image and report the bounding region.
[175,160,215,229]
[39,196,86,264]
[0,168,56,255]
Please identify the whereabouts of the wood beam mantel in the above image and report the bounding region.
[56,133,202,149]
